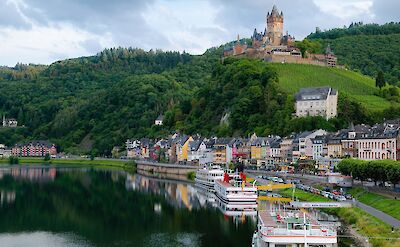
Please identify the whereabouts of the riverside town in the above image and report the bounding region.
[1,2,400,247]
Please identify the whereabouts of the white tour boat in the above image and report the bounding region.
[214,172,258,212]
[195,165,224,193]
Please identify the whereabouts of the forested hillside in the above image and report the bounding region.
[1,24,400,155]
[0,48,219,154]
[306,22,400,85]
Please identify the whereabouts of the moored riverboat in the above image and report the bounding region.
[253,210,338,247]
[195,165,224,193]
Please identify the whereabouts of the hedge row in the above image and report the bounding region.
[337,159,400,187]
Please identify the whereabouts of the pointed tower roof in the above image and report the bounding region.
[325,44,334,55]
[271,5,278,14]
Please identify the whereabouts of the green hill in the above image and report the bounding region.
[0,45,399,155]
[270,63,393,111]
[306,22,400,85]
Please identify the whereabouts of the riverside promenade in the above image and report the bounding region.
[136,160,198,175]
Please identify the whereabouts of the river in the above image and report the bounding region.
[0,166,256,247]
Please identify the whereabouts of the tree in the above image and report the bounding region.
[375,71,386,89]
[44,153,51,161]
[386,163,400,188]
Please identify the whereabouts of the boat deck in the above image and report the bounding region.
[259,211,278,227]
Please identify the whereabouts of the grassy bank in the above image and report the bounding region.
[0,158,135,170]
[280,188,400,247]
[349,187,400,221]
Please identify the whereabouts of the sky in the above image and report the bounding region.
[0,0,398,66]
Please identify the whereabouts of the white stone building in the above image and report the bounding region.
[295,87,338,120]
[155,115,164,126]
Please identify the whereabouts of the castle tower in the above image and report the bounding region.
[266,5,284,46]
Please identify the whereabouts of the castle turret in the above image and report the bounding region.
[266,5,284,46]
[324,44,337,67]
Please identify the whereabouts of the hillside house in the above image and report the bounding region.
[295,87,338,120]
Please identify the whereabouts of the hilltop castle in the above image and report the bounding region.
[224,5,337,67]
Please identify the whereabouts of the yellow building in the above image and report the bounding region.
[250,136,264,160]
[251,145,262,160]
[327,138,342,158]
[178,136,193,162]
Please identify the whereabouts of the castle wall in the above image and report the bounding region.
[265,54,326,66]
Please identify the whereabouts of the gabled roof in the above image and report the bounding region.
[270,139,281,148]
[205,139,215,148]
[214,138,232,145]
[189,140,202,151]
[295,87,337,101]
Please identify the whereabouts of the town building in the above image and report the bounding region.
[295,87,338,120]
[231,138,250,164]
[0,144,11,158]
[213,138,233,165]
[2,115,17,128]
[172,135,194,163]
[341,124,370,158]
[315,157,342,174]
[311,135,325,160]
[298,129,327,159]
[155,115,164,126]
[357,123,398,160]
[12,141,57,157]
[280,137,294,163]
[126,139,142,159]
[327,135,342,158]
[188,139,214,165]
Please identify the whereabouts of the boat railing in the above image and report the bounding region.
[260,226,336,237]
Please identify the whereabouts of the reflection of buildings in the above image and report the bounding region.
[125,174,204,210]
[0,167,56,183]
[0,190,16,206]
[125,174,257,225]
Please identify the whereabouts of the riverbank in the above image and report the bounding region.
[0,158,135,170]
[349,187,400,221]
[280,188,400,247]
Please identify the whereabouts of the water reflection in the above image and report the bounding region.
[0,166,56,182]
[0,232,92,247]
[0,166,255,247]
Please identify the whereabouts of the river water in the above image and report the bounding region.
[0,166,256,247]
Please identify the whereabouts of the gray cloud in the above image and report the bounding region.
[371,0,400,23]
[0,0,398,66]
[18,0,169,48]
[0,2,32,29]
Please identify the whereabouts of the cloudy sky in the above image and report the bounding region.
[0,0,398,66]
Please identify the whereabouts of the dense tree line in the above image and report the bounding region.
[306,23,400,85]
[0,64,46,81]
[308,22,400,40]
[338,159,400,188]
[0,47,221,155]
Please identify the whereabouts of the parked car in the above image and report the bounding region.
[337,196,347,201]
[344,194,353,200]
